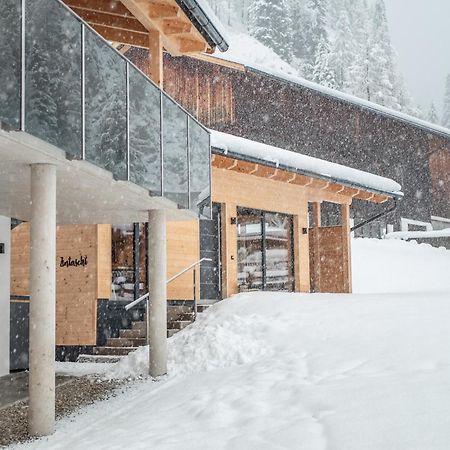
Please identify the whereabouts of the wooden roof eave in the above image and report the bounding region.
[211,154,393,204]
[64,0,213,55]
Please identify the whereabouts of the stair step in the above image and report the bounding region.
[132,321,147,332]
[168,305,193,313]
[120,329,146,339]
[106,338,146,347]
[77,354,123,364]
[167,329,179,338]
[167,320,192,330]
[197,305,210,313]
[93,346,137,356]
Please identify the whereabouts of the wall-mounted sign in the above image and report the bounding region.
[59,255,88,268]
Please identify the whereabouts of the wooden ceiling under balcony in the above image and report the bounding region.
[64,0,214,55]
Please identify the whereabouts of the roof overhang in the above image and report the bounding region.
[211,152,392,204]
[64,0,228,55]
[0,129,196,224]
[210,130,403,202]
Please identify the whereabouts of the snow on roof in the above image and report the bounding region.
[385,229,450,240]
[210,130,403,198]
[210,30,450,140]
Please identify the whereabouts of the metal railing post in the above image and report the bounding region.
[20,0,26,131]
[193,267,197,317]
[81,23,86,160]
[126,62,130,180]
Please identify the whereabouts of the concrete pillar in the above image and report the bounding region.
[147,209,167,377]
[28,164,56,437]
[0,215,11,377]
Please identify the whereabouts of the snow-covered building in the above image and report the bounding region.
[157,51,450,237]
[0,0,410,437]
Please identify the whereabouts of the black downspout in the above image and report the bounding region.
[133,223,140,301]
[351,199,398,233]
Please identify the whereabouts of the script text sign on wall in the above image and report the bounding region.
[59,256,88,268]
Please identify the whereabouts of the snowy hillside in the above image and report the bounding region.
[214,29,300,77]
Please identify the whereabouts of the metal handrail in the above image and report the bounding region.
[167,258,212,284]
[125,258,212,311]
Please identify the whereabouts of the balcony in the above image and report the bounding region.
[0,0,211,220]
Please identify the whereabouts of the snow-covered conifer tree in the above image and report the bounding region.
[329,5,353,90]
[312,37,335,88]
[428,102,438,124]
[442,75,450,128]
[249,0,293,62]
[366,0,400,109]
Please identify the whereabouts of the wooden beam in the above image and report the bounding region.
[229,160,258,175]
[146,1,179,19]
[312,202,321,228]
[161,18,192,35]
[71,7,148,33]
[190,53,247,72]
[121,0,181,55]
[148,29,163,87]
[177,37,208,53]
[341,204,352,293]
[371,194,390,203]
[65,0,132,17]
[89,23,149,47]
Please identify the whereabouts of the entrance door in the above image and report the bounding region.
[237,208,294,292]
[237,209,264,291]
[199,203,222,301]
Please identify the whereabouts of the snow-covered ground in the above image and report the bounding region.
[352,238,450,293]
[15,239,450,450]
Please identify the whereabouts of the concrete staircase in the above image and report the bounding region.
[79,304,210,363]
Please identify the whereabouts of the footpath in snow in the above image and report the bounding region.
[13,239,450,450]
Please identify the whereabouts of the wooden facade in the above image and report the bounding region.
[11,224,111,345]
[210,157,357,297]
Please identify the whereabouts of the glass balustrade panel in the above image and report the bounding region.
[0,0,21,130]
[129,67,161,195]
[85,28,127,179]
[162,95,189,208]
[189,118,211,218]
[25,0,82,157]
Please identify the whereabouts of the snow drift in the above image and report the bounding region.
[19,291,450,450]
[352,238,450,293]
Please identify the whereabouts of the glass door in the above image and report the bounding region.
[264,212,294,291]
[237,209,264,291]
[237,208,295,292]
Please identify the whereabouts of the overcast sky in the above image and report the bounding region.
[384,0,450,116]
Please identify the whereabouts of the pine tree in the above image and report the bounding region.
[297,0,330,79]
[290,0,314,75]
[366,0,399,109]
[428,102,438,124]
[312,37,335,88]
[329,5,353,90]
[442,75,450,128]
[343,0,370,98]
[249,0,293,62]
